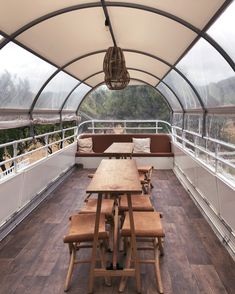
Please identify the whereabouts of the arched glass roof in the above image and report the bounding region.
[0,0,234,128]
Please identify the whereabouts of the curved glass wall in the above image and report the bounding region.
[156,82,182,111]
[0,42,56,109]
[184,113,202,134]
[207,114,235,145]
[163,69,201,110]
[79,84,170,121]
[34,72,78,111]
[63,83,91,111]
[177,38,235,109]
[207,1,235,63]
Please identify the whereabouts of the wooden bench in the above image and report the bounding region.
[75,134,174,169]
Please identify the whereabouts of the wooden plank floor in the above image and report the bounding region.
[0,168,235,294]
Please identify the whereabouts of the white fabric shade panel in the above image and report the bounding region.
[0,0,224,34]
[0,0,234,128]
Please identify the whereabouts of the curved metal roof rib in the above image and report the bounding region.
[0,1,234,70]
[29,49,203,116]
[75,78,173,115]
[0,0,234,121]
[60,68,184,115]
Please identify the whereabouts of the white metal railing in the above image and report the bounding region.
[78,119,171,134]
[0,126,78,180]
[172,126,235,186]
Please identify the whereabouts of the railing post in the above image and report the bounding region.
[74,127,78,142]
[124,121,127,133]
[182,130,186,148]
[215,143,219,173]
[195,135,198,157]
[156,121,158,134]
[45,135,49,157]
[62,129,65,149]
[91,121,95,134]
[13,142,17,173]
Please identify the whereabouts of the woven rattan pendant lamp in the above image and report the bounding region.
[103,46,130,90]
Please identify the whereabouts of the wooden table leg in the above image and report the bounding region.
[112,201,119,270]
[127,193,141,293]
[88,193,102,293]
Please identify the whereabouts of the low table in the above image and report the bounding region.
[86,159,142,293]
[104,142,134,159]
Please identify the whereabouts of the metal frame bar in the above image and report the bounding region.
[60,68,184,117]
[77,119,172,134]
[0,1,233,71]
[75,77,173,115]
[100,0,117,47]
[29,49,203,117]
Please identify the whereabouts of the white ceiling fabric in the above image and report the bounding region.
[0,0,232,121]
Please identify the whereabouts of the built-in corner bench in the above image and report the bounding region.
[75,134,174,169]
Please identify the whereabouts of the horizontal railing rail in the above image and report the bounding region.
[171,126,235,186]
[0,126,78,180]
[78,119,171,134]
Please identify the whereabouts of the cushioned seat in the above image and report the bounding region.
[121,212,165,238]
[138,165,153,173]
[80,199,114,216]
[119,194,154,212]
[76,151,174,157]
[76,134,173,158]
[139,173,146,183]
[120,212,165,293]
[63,214,108,243]
[63,214,110,291]
[138,165,153,194]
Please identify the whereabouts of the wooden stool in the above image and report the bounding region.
[80,198,114,217]
[119,194,154,212]
[63,213,110,291]
[120,212,165,293]
[138,166,154,194]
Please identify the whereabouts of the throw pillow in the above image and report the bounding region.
[133,138,150,153]
[78,137,93,153]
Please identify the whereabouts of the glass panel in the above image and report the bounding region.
[63,83,91,110]
[34,72,78,110]
[207,114,235,145]
[217,161,235,185]
[79,84,170,121]
[184,132,195,154]
[208,2,235,63]
[184,113,202,134]
[0,42,56,109]
[156,82,182,111]
[177,38,235,108]
[163,70,201,110]
[172,113,183,128]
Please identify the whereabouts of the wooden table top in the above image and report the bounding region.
[86,159,142,194]
[104,142,134,155]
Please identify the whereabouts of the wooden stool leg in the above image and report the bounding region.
[99,241,111,287]
[88,193,102,293]
[119,238,132,292]
[127,194,141,293]
[153,239,164,294]
[64,243,76,292]
[158,237,164,256]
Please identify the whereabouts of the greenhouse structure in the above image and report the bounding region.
[0,1,235,293]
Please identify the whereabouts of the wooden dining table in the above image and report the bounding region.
[86,159,142,293]
[103,142,134,159]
